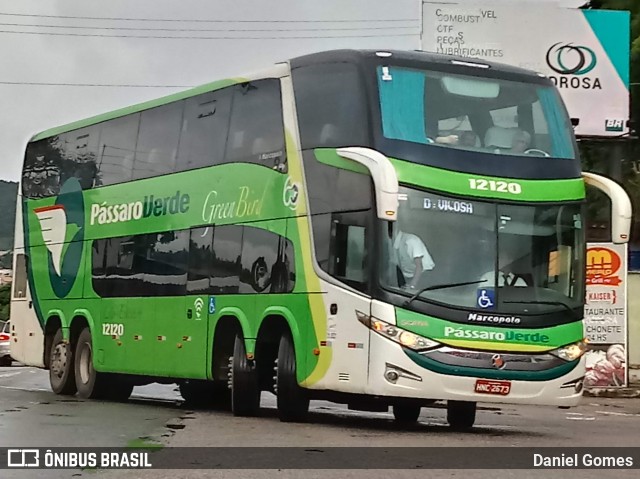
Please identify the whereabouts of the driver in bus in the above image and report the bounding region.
[393,227,435,290]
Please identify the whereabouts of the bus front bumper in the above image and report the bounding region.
[365,333,585,407]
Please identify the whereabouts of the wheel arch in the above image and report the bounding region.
[68,311,95,352]
[255,308,302,391]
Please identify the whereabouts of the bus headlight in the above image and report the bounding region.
[356,311,440,352]
[550,339,588,361]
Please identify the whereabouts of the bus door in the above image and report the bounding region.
[313,212,372,392]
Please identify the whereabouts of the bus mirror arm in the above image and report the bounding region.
[582,172,632,244]
[336,147,399,221]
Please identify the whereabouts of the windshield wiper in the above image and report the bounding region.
[403,280,487,307]
[503,300,579,320]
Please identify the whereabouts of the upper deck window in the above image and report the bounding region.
[292,62,369,150]
[377,66,576,160]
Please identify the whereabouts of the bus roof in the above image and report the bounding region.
[290,49,545,79]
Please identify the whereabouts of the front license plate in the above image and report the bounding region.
[474,379,511,396]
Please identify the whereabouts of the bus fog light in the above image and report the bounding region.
[384,363,422,383]
[385,370,400,383]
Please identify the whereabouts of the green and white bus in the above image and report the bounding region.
[11,50,631,428]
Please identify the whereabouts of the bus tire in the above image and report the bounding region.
[49,329,77,395]
[74,328,108,399]
[447,401,476,429]
[276,332,309,422]
[230,334,260,416]
[392,404,421,425]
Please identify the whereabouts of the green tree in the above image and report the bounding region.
[0,284,10,321]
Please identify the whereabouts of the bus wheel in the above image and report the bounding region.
[275,332,309,422]
[49,329,77,395]
[74,328,107,399]
[447,401,476,429]
[230,334,260,416]
[392,404,421,425]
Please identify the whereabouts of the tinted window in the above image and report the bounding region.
[97,114,140,186]
[311,210,370,292]
[58,127,100,190]
[280,236,296,293]
[329,211,369,291]
[225,80,286,170]
[311,213,332,272]
[302,151,371,216]
[210,225,242,294]
[133,102,184,180]
[378,66,575,159]
[98,236,137,297]
[239,225,280,294]
[177,89,232,171]
[91,240,107,286]
[93,231,188,297]
[23,127,103,199]
[188,227,214,294]
[143,231,188,295]
[12,254,28,299]
[292,62,369,150]
[23,138,64,198]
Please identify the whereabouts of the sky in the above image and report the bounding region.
[0,0,588,183]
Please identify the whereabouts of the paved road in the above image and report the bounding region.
[2,364,639,479]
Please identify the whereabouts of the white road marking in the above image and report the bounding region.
[0,385,49,392]
[596,410,640,418]
[0,372,23,379]
[566,416,595,421]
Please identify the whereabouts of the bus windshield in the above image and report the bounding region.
[377,66,576,160]
[380,187,585,316]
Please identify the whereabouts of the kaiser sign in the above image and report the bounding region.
[422,1,630,137]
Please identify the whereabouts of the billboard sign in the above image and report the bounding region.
[422,1,630,137]
[583,243,628,388]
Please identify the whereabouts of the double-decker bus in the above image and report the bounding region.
[10,50,631,428]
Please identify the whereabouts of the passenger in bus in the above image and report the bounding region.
[510,130,531,154]
[393,228,435,290]
[459,131,478,148]
[433,134,459,145]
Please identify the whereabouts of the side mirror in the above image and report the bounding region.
[336,147,399,221]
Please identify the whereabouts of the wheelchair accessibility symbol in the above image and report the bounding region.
[477,288,495,309]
